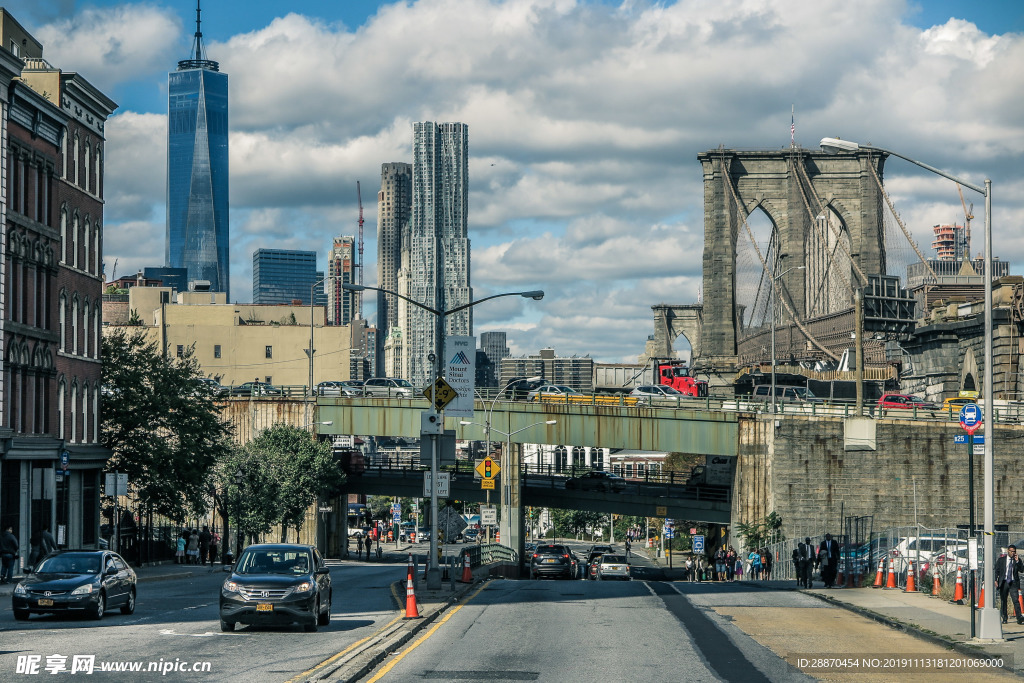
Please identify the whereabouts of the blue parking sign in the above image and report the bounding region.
[693,535,704,552]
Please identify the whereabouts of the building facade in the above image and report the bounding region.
[499,348,595,392]
[1,9,116,557]
[326,236,357,325]
[102,287,351,388]
[166,22,229,297]
[377,162,411,374]
[403,122,471,386]
[252,248,318,305]
[478,331,509,387]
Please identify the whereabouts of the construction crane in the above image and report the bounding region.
[956,183,973,261]
[110,258,118,282]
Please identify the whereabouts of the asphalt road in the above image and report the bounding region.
[0,562,406,682]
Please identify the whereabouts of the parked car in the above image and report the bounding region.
[527,385,581,402]
[362,377,414,398]
[596,554,631,581]
[220,544,332,632]
[876,393,938,411]
[630,385,685,404]
[529,544,576,579]
[942,396,977,411]
[229,381,283,397]
[565,470,627,493]
[13,550,137,621]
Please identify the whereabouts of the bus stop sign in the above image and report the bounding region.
[960,404,983,435]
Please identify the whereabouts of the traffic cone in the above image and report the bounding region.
[976,583,985,609]
[873,559,884,588]
[459,553,473,583]
[407,553,414,580]
[931,564,941,597]
[847,567,856,588]
[403,574,420,619]
[904,560,917,592]
[836,566,845,587]
[884,558,898,589]
[951,567,965,604]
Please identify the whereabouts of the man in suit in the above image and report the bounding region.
[797,537,815,588]
[996,544,1024,624]
[818,534,841,588]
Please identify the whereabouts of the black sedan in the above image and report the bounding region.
[12,550,136,620]
[565,470,627,492]
[220,544,332,632]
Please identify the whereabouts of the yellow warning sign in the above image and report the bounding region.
[475,457,500,479]
[481,478,495,490]
[421,376,458,411]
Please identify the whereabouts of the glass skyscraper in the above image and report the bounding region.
[252,249,319,305]
[166,14,229,298]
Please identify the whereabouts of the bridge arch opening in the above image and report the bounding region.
[735,206,776,332]
[805,208,853,318]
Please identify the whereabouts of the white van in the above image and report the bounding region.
[751,385,821,403]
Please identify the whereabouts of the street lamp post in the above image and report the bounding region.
[460,419,556,551]
[770,263,805,413]
[820,137,997,639]
[344,283,543,588]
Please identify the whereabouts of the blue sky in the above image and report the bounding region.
[9,0,1024,362]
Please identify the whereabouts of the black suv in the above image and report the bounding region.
[529,544,576,580]
[220,544,332,632]
[504,377,544,400]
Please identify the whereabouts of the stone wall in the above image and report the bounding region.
[734,412,1024,540]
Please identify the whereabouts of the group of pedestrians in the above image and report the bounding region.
[792,533,841,588]
[681,546,774,582]
[175,526,219,565]
[353,530,381,560]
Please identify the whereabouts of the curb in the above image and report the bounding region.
[311,575,485,683]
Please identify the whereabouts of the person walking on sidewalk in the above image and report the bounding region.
[797,537,814,588]
[1,525,19,583]
[818,534,839,588]
[996,544,1024,625]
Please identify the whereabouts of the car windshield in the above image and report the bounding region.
[236,548,313,574]
[792,387,815,398]
[36,553,101,574]
[393,379,413,388]
[602,555,627,563]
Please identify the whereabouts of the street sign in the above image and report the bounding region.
[60,449,70,471]
[693,535,705,552]
[423,471,451,497]
[475,457,500,479]
[319,506,333,513]
[104,473,128,497]
[481,478,494,490]
[959,403,983,435]
[480,505,497,525]
[444,336,476,418]
[663,526,675,539]
[690,528,697,535]
[656,506,667,516]
[422,376,458,411]
[439,506,467,542]
[392,512,401,523]
[954,434,984,444]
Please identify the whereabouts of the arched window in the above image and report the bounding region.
[591,448,605,470]
[72,134,80,186]
[93,384,100,441]
[82,382,89,444]
[93,221,101,276]
[83,141,92,194]
[72,213,80,268]
[59,205,68,263]
[82,300,90,358]
[71,296,79,355]
[61,132,68,179]
[70,381,79,443]
[57,379,65,440]
[571,446,585,469]
[58,292,67,352]
[95,148,103,199]
[94,306,101,359]
[83,218,91,272]
[554,446,568,473]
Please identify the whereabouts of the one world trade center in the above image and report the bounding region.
[167,1,229,297]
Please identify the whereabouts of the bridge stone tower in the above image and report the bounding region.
[696,148,888,369]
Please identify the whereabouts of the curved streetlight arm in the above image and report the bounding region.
[342,283,544,319]
[820,138,987,195]
[445,290,544,317]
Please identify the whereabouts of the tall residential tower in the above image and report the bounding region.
[401,122,471,386]
[166,1,229,297]
[377,162,411,377]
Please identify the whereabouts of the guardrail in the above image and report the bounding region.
[462,543,517,567]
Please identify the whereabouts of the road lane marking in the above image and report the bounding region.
[283,615,404,683]
[641,581,659,596]
[366,582,490,682]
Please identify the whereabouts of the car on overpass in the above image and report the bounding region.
[876,393,938,411]
[630,385,685,403]
[229,381,283,397]
[565,470,627,493]
[527,384,581,402]
[362,377,414,398]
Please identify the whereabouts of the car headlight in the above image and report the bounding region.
[222,580,239,593]
[14,583,26,595]
[294,581,314,593]
[71,584,94,595]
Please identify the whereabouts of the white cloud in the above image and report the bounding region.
[29,0,1024,362]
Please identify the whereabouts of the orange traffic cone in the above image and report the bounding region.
[848,567,856,588]
[884,558,898,589]
[837,566,845,587]
[976,583,985,609]
[873,559,884,588]
[407,553,414,580]
[951,566,965,604]
[403,574,420,619]
[931,565,941,597]
[459,553,473,583]
[904,560,917,592]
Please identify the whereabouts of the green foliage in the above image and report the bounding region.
[663,452,702,473]
[735,511,784,551]
[125,309,145,326]
[549,508,605,537]
[101,328,233,520]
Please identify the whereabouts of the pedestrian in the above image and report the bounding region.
[714,547,727,581]
[726,547,737,581]
[175,532,186,564]
[818,534,839,588]
[1,525,19,583]
[734,554,744,581]
[797,537,814,588]
[186,529,200,565]
[625,538,631,559]
[357,534,364,560]
[210,532,220,564]
[748,548,762,579]
[199,525,212,565]
[762,548,773,580]
[684,557,693,581]
[996,544,1024,625]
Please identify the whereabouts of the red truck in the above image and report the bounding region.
[655,360,708,398]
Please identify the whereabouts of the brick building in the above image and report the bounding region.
[0,10,116,558]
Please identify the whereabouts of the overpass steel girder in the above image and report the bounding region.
[316,397,739,455]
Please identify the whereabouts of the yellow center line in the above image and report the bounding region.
[284,612,404,683]
[366,581,490,683]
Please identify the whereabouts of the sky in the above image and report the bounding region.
[8,0,1024,364]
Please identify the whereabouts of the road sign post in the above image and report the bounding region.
[959,403,983,639]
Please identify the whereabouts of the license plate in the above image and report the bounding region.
[543,558,556,564]
[37,599,54,607]
[256,603,273,612]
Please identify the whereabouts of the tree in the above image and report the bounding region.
[244,424,347,541]
[735,511,784,551]
[101,327,233,520]
[663,452,702,474]
[549,508,604,539]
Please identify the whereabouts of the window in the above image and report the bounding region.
[176,345,184,358]
[214,345,221,359]
[265,346,273,359]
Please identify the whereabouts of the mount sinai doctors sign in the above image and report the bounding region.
[444,336,476,418]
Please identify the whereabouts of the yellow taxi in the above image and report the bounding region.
[942,391,978,412]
